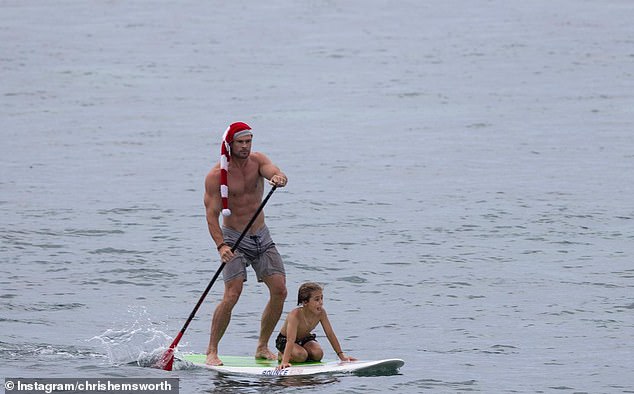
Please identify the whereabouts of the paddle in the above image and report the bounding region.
[155,185,277,371]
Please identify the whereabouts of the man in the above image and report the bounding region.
[204,121,288,366]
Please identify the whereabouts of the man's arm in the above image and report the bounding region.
[255,152,288,187]
[204,168,231,260]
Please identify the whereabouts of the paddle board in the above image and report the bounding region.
[180,354,404,376]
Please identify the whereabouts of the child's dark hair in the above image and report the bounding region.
[297,282,323,305]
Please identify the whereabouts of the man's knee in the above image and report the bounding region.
[272,283,287,302]
[266,275,287,300]
[223,279,244,305]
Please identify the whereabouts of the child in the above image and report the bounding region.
[275,282,357,370]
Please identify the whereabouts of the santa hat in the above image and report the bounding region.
[220,121,253,216]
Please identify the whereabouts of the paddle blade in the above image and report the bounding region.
[154,332,182,371]
[154,347,175,371]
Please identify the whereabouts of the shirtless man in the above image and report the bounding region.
[204,121,288,366]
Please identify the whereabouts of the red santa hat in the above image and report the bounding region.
[220,121,253,216]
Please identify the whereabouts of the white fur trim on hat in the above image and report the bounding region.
[219,121,252,216]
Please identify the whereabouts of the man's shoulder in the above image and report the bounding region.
[205,165,221,186]
[250,151,268,161]
[250,152,274,169]
[207,163,221,176]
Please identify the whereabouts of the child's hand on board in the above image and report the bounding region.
[276,362,292,370]
[338,352,357,362]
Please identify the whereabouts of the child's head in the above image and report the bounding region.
[297,282,323,306]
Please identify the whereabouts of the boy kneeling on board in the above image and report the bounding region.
[275,282,357,370]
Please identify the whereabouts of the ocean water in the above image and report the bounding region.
[2,1,633,393]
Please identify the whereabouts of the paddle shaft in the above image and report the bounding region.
[160,185,277,368]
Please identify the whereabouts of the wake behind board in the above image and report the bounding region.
[181,354,404,377]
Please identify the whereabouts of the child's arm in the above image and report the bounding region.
[278,309,300,369]
[321,310,357,362]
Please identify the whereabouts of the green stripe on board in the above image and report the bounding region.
[181,354,326,368]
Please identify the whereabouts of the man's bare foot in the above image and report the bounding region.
[255,347,277,360]
[205,353,223,366]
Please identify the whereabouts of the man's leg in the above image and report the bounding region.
[206,277,243,365]
[255,273,287,359]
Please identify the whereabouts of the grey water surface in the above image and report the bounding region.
[2,1,633,393]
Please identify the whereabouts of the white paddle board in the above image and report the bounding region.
[180,354,404,376]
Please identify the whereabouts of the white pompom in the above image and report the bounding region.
[222,209,232,217]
